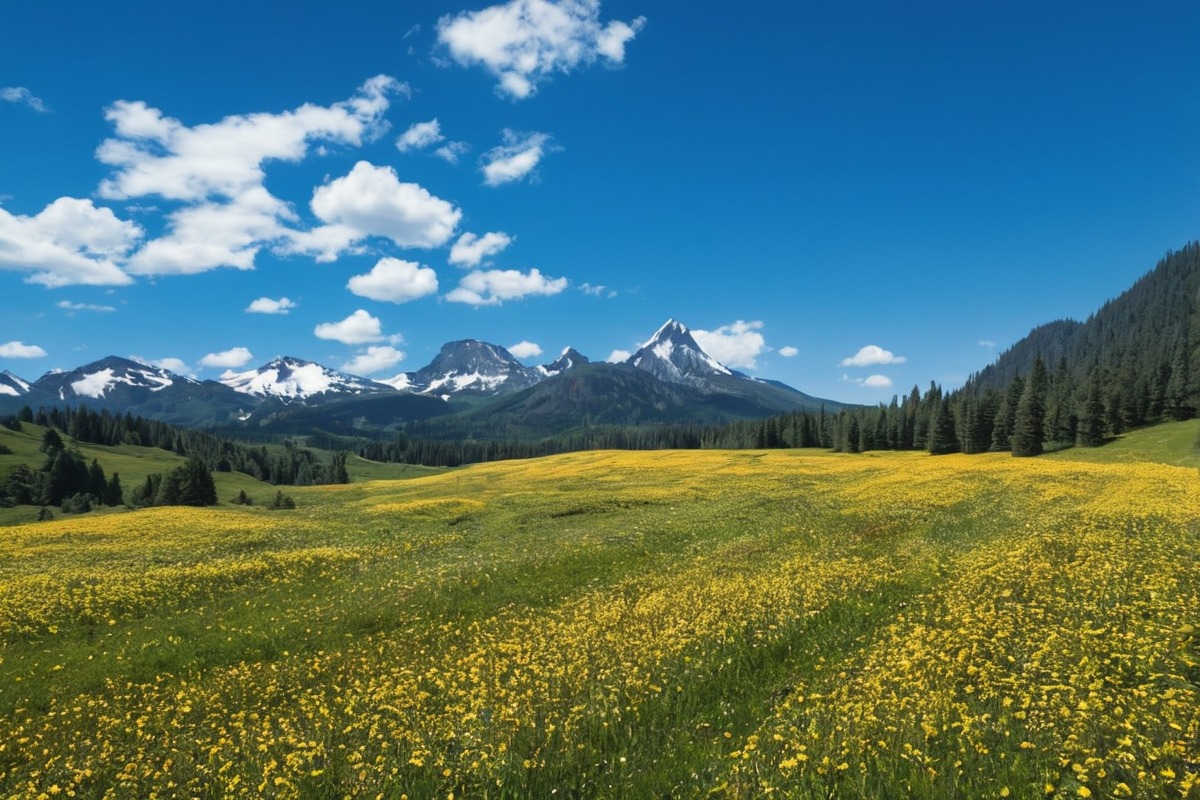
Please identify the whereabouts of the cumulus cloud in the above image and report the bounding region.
[693,320,766,369]
[347,257,439,303]
[58,300,116,313]
[396,119,444,152]
[508,340,543,359]
[246,297,297,314]
[1,86,49,113]
[199,346,254,368]
[130,355,192,375]
[96,76,406,275]
[444,267,567,305]
[779,346,799,358]
[481,130,551,186]
[840,344,907,367]
[125,187,287,275]
[314,309,385,344]
[449,231,512,267]
[607,349,631,363]
[0,197,140,287]
[295,161,461,259]
[436,0,646,99]
[342,345,405,375]
[97,75,402,203]
[0,341,47,358]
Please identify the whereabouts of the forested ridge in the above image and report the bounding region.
[355,244,1200,465]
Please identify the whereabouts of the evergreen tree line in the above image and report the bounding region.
[5,405,350,486]
[0,428,125,512]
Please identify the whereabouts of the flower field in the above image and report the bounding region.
[1,445,1198,798]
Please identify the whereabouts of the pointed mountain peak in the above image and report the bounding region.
[0,369,31,397]
[627,319,732,383]
[539,347,590,377]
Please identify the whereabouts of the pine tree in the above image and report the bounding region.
[928,396,958,455]
[104,473,124,507]
[1012,357,1049,457]
[1079,375,1106,447]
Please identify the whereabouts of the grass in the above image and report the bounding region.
[0,425,1197,797]
[0,423,443,525]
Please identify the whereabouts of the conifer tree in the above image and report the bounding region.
[1012,357,1049,457]
[1079,374,1106,447]
[928,396,958,455]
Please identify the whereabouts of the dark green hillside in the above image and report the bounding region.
[968,243,1199,423]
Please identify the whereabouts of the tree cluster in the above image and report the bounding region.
[0,428,124,512]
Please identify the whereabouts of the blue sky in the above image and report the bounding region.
[2,0,1197,403]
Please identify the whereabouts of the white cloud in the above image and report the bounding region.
[445,267,567,305]
[779,346,799,358]
[342,345,405,375]
[579,282,616,298]
[0,197,140,287]
[0,341,47,358]
[297,161,461,258]
[130,355,192,375]
[508,340,543,359]
[96,76,406,274]
[125,187,287,275]
[693,320,766,369]
[842,373,895,389]
[434,141,470,164]
[481,130,551,186]
[436,0,646,99]
[1,86,49,113]
[607,349,631,363]
[347,257,439,303]
[246,296,297,314]
[979,339,996,349]
[396,119,444,152]
[314,309,385,344]
[449,231,512,267]
[199,346,254,368]
[840,344,907,367]
[97,75,402,203]
[58,300,116,313]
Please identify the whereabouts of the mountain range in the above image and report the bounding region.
[0,319,845,436]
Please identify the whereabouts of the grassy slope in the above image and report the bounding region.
[0,426,1196,797]
[0,423,442,524]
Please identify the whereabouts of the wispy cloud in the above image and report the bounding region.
[481,130,552,186]
[1,86,49,113]
[57,300,117,313]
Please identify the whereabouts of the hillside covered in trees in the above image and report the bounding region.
[351,244,1199,466]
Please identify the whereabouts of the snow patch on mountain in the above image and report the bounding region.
[220,357,390,401]
[0,370,30,397]
[628,319,732,383]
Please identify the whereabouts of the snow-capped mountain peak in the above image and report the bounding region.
[391,340,543,397]
[0,370,31,397]
[627,319,732,383]
[538,347,589,377]
[220,356,392,402]
[31,356,191,400]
